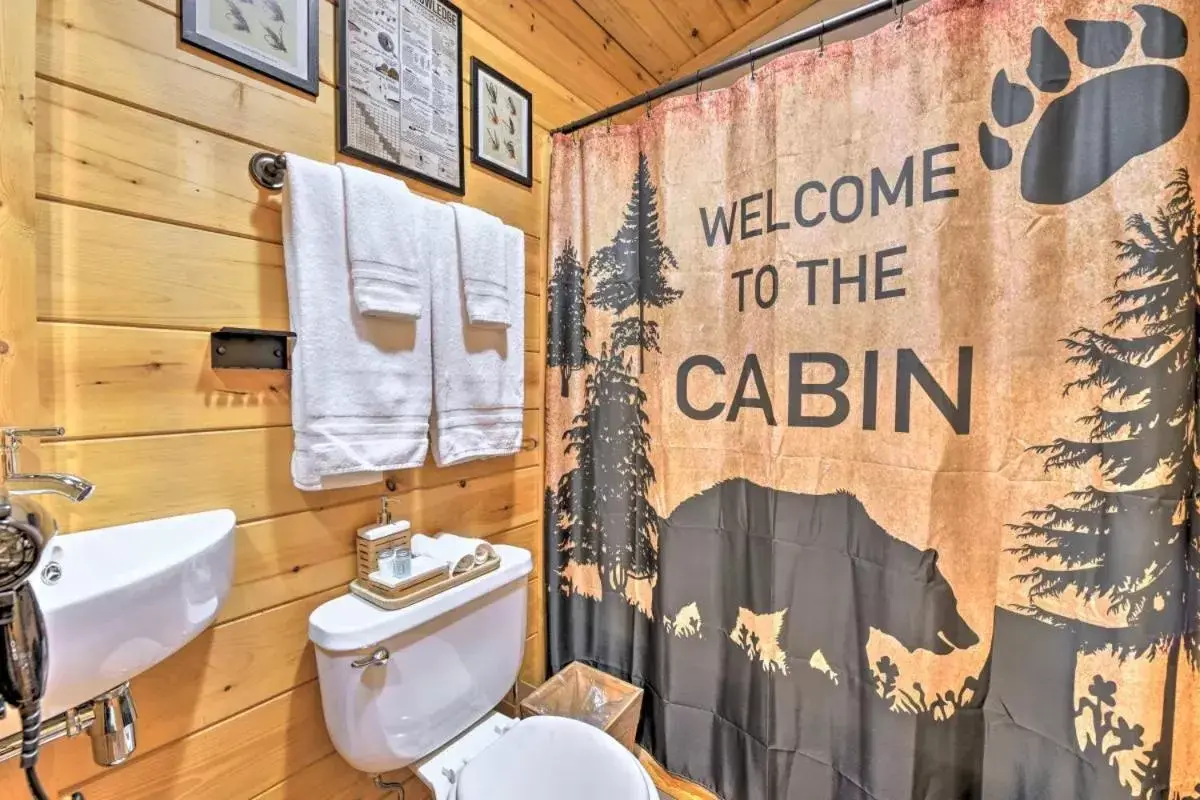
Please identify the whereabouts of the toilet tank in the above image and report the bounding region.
[308,544,533,773]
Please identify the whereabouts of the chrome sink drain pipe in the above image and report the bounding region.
[0,683,137,767]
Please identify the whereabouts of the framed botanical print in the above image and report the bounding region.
[182,0,320,96]
[470,58,534,188]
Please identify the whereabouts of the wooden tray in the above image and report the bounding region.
[349,556,501,611]
[364,561,448,594]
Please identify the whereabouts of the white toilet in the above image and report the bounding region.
[308,543,658,799]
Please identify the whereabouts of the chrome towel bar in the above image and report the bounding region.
[249,151,287,191]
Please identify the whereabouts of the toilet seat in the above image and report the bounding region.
[456,715,655,800]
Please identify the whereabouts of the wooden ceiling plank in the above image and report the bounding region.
[524,0,657,95]
[451,0,633,110]
[646,0,736,56]
[608,0,699,60]
[669,0,824,79]
[713,0,782,28]
[572,0,692,82]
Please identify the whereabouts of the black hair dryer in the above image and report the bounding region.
[0,489,53,800]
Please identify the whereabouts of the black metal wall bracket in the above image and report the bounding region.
[211,328,296,370]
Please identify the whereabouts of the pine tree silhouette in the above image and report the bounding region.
[553,154,682,606]
[557,342,660,585]
[554,416,600,570]
[1009,171,1199,799]
[545,485,578,567]
[547,239,591,397]
[1009,170,1198,660]
[589,152,682,373]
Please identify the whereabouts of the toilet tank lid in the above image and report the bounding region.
[308,544,532,652]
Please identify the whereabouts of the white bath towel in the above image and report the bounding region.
[412,533,497,577]
[283,154,432,491]
[450,203,510,327]
[430,203,525,466]
[338,164,424,319]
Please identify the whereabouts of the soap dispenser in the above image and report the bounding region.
[356,498,412,582]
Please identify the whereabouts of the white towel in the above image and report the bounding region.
[434,533,498,566]
[338,164,424,319]
[450,203,510,327]
[283,154,432,491]
[429,202,525,466]
[412,533,497,577]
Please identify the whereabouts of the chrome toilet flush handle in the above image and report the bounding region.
[351,647,389,669]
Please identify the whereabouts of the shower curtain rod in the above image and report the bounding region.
[552,0,905,135]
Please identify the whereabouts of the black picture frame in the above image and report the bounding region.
[181,0,320,96]
[470,58,534,188]
[337,0,466,196]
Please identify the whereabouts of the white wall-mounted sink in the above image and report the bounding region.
[32,509,236,717]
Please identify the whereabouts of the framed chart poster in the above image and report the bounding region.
[339,0,465,195]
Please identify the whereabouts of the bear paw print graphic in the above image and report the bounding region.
[978,4,1190,206]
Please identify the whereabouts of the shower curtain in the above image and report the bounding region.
[544,0,1199,797]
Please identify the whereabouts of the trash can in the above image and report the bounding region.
[519,661,644,754]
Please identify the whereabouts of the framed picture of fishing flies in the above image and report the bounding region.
[181,0,320,96]
[470,58,534,188]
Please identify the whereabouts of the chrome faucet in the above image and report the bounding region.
[1,429,94,503]
[0,428,100,794]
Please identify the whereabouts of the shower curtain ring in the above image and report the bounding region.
[748,46,756,81]
[895,0,905,28]
[695,70,702,99]
[818,23,825,57]
[646,99,652,118]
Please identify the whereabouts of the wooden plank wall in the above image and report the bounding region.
[0,0,39,426]
[0,0,630,796]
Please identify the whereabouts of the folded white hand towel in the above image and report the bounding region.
[338,163,424,319]
[412,533,494,576]
[434,533,498,566]
[430,204,525,466]
[450,203,510,327]
[283,154,433,491]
